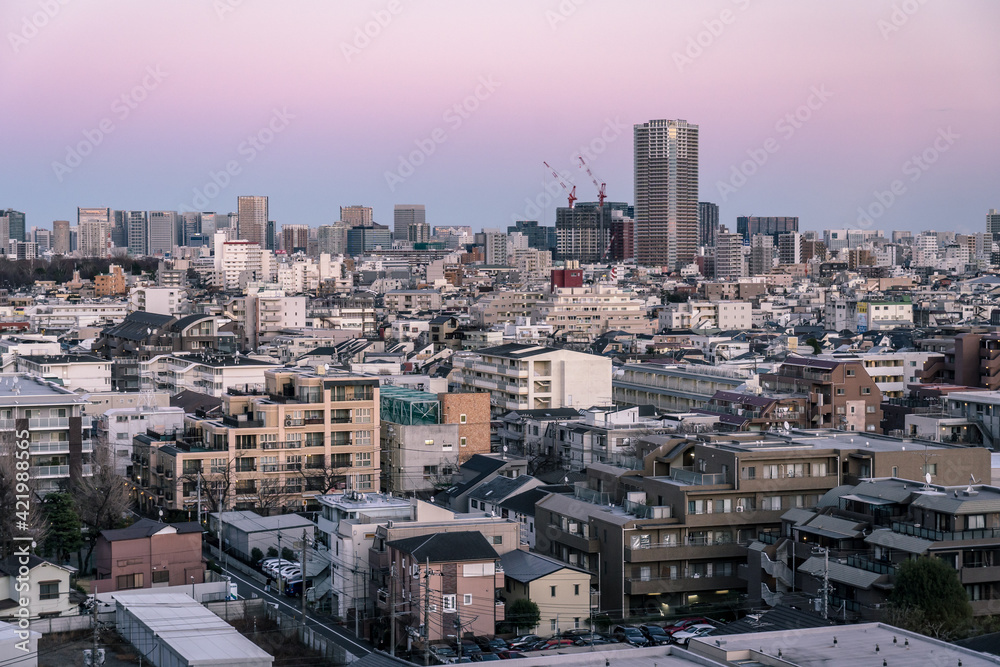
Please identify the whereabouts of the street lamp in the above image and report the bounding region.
[191,575,195,602]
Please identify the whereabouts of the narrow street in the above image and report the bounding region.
[215,557,373,658]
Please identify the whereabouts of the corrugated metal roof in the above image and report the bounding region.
[911,490,1000,515]
[865,528,932,554]
[799,556,882,590]
[500,549,588,583]
[805,514,865,538]
[781,508,816,525]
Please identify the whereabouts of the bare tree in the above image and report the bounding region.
[74,441,132,573]
[248,476,294,516]
[0,433,48,559]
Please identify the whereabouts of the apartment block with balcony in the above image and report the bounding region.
[922,332,1000,391]
[613,362,749,413]
[132,368,380,516]
[761,356,883,432]
[530,285,654,341]
[0,374,95,495]
[153,353,278,398]
[452,343,612,417]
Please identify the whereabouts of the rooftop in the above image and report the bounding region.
[0,374,85,403]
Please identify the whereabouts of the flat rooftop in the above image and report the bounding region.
[691,622,1000,666]
[710,429,953,454]
[0,374,84,403]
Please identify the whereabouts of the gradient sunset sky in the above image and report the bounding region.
[3,0,998,234]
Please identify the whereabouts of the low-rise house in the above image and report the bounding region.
[499,549,591,636]
[0,556,76,619]
[92,519,204,594]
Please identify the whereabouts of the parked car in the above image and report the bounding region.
[663,617,712,636]
[671,624,717,646]
[612,625,649,647]
[429,644,457,660]
[571,633,612,646]
[450,640,482,657]
[507,636,539,650]
[284,579,313,597]
[538,638,575,650]
[263,559,295,577]
[473,637,508,653]
[472,654,501,662]
[277,565,301,579]
[494,651,526,660]
[639,624,672,646]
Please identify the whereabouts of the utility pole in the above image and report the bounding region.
[424,557,431,667]
[90,589,99,666]
[455,606,462,662]
[300,528,307,628]
[196,471,202,529]
[822,546,830,621]
[389,563,397,657]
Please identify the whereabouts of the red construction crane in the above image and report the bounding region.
[543,161,577,208]
[578,156,606,207]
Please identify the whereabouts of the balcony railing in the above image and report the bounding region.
[35,465,69,477]
[891,521,1000,543]
[846,554,896,575]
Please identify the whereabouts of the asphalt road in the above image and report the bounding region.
[219,560,373,658]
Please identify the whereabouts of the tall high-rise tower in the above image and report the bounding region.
[393,205,425,241]
[988,209,1000,239]
[698,202,719,247]
[237,196,268,246]
[77,207,112,257]
[634,119,699,270]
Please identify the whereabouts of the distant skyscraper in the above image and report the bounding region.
[182,212,201,246]
[78,207,112,257]
[634,119,699,269]
[282,224,309,253]
[346,224,391,255]
[341,205,373,227]
[127,211,148,255]
[736,216,798,244]
[988,209,1000,239]
[33,228,52,252]
[715,232,744,279]
[147,211,178,255]
[318,223,348,255]
[555,202,633,263]
[698,202,719,247]
[53,220,70,254]
[2,210,25,243]
[393,205,425,241]
[266,220,276,251]
[237,196,268,246]
[777,231,802,265]
[508,220,557,252]
[111,210,128,249]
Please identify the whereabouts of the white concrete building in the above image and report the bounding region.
[154,354,278,397]
[128,286,186,316]
[15,354,112,392]
[0,335,61,372]
[98,405,186,476]
[658,300,752,331]
[24,300,128,331]
[453,343,613,416]
[531,285,654,338]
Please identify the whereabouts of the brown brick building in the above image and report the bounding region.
[762,356,883,432]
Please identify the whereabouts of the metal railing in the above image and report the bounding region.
[891,521,1000,543]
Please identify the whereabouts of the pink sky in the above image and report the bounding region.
[2,0,998,234]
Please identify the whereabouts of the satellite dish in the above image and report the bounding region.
[324,363,330,371]
[503,446,508,452]
[925,472,932,485]
[783,421,790,431]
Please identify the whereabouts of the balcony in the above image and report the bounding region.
[625,539,748,563]
[892,521,1000,544]
[624,574,743,595]
[29,417,70,429]
[547,525,600,553]
[222,415,264,428]
[29,441,70,454]
[34,465,68,478]
[961,565,1000,585]
[262,463,302,473]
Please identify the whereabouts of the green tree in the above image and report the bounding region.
[889,556,972,638]
[805,337,823,355]
[251,547,264,564]
[41,493,83,564]
[502,599,540,634]
[267,546,278,558]
[281,547,296,562]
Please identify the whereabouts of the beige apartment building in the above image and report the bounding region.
[531,285,654,339]
[452,343,612,416]
[132,367,380,516]
[469,290,546,327]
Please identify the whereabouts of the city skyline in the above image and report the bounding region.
[3,1,998,235]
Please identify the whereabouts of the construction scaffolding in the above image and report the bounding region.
[380,385,440,426]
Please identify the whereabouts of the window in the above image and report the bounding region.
[116,573,143,590]
[354,431,372,448]
[574,584,580,596]
[460,437,467,448]
[443,594,456,612]
[550,619,557,632]
[550,586,557,597]
[861,387,871,395]
[152,570,170,584]
[39,581,59,600]
[741,466,756,480]
[464,594,472,605]
[492,535,503,545]
[354,408,372,424]
[836,388,845,395]
[924,463,938,476]
[355,451,372,467]
[847,369,855,377]
[891,466,898,477]
[968,515,986,530]
[762,465,779,479]
[460,414,467,424]
[866,405,876,413]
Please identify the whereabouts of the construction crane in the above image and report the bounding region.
[578,156,607,207]
[543,161,576,208]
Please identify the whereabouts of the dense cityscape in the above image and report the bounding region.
[3,2,1000,667]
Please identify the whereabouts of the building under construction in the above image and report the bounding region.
[554,201,634,263]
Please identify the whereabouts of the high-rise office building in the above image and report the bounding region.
[346,224,391,255]
[237,196,268,246]
[341,205,373,227]
[2,210,26,243]
[0,215,9,256]
[282,224,309,253]
[988,209,1000,239]
[736,216,798,244]
[748,234,775,276]
[507,220,557,252]
[78,207,113,257]
[393,205,425,241]
[318,223,348,255]
[147,211,178,255]
[33,228,52,252]
[182,212,201,246]
[634,119,699,269]
[698,202,719,247]
[53,220,70,254]
[110,210,128,249]
[127,211,148,255]
[777,231,802,265]
[266,220,276,251]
